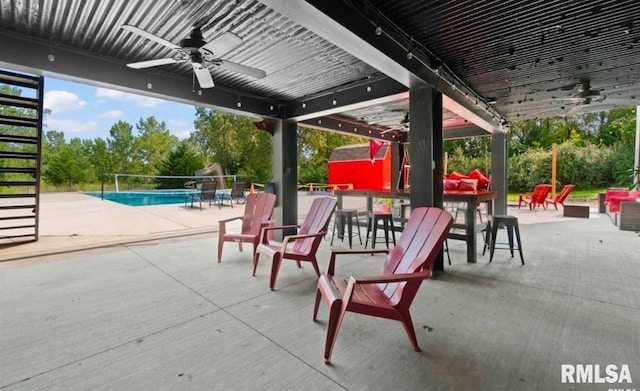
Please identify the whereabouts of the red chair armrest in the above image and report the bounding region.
[218,216,242,224]
[350,270,432,285]
[326,249,390,275]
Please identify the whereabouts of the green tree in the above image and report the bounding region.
[155,141,205,189]
[87,137,112,184]
[134,117,178,176]
[107,120,136,175]
[42,147,86,190]
[191,109,272,185]
[297,127,366,183]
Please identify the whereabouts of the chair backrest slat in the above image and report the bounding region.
[293,197,337,254]
[380,207,453,305]
[200,179,217,202]
[555,184,574,203]
[231,181,246,199]
[531,184,552,204]
[242,193,277,235]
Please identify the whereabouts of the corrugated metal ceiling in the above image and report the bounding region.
[1,0,639,136]
[0,0,378,102]
[367,0,640,119]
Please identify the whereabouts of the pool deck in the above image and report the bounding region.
[1,192,639,390]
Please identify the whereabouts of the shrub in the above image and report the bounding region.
[506,141,624,192]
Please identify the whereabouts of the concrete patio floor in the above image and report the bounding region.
[1,193,639,390]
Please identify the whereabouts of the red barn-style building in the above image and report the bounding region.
[327,143,391,190]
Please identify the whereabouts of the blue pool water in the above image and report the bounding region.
[86,191,198,207]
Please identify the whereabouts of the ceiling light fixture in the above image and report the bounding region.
[48,38,55,62]
[332,92,337,106]
[237,94,242,108]
[366,75,372,92]
[302,101,307,108]
[406,50,413,60]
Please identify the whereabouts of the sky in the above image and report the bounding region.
[42,77,198,141]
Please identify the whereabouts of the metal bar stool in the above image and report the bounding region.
[365,211,396,249]
[331,209,362,248]
[483,215,524,264]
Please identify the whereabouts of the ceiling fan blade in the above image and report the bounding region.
[201,32,242,57]
[192,63,215,88]
[567,105,583,116]
[217,60,266,79]
[121,25,180,50]
[127,58,180,69]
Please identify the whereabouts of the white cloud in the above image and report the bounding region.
[168,119,191,128]
[95,87,163,108]
[44,118,97,133]
[99,110,124,119]
[44,90,87,113]
[175,129,194,139]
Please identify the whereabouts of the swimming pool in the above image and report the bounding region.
[86,191,198,207]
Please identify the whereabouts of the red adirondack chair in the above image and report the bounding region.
[518,184,552,210]
[313,207,454,363]
[544,184,574,210]
[217,192,276,262]
[253,197,337,290]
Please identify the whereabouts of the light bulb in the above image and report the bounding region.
[375,25,382,35]
[406,51,413,60]
[48,53,55,62]
[147,82,152,89]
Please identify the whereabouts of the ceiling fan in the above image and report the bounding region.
[121,24,266,88]
[560,79,605,115]
[381,112,410,134]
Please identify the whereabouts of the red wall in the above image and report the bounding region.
[328,148,391,190]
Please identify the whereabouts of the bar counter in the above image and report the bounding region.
[335,189,497,264]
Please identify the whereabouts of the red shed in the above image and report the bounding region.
[327,143,391,190]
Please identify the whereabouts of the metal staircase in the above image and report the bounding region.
[0,70,43,244]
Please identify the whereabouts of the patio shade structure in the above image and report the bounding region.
[1,0,639,262]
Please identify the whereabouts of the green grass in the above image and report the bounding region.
[507,187,608,202]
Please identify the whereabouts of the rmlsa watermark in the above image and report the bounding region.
[561,364,634,389]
